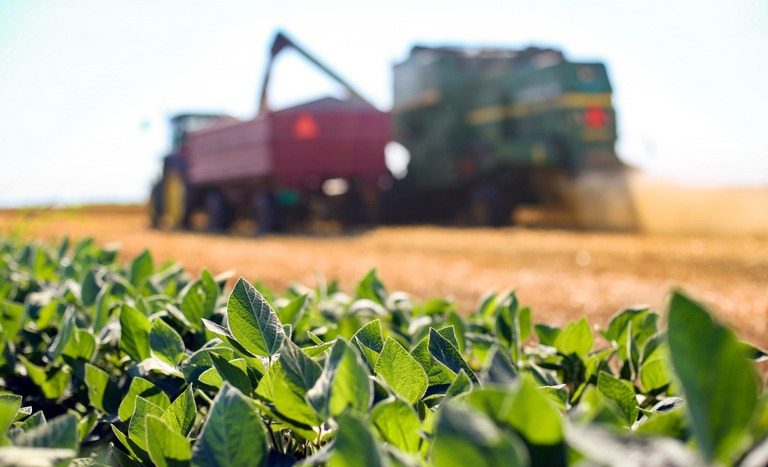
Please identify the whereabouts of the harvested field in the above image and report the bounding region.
[1,204,767,349]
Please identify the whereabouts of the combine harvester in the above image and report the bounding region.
[150,31,637,232]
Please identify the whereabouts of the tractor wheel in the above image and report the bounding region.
[469,183,506,227]
[162,169,187,229]
[205,191,232,233]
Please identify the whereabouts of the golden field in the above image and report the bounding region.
[2,203,767,349]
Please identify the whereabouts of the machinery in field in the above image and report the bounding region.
[150,31,636,232]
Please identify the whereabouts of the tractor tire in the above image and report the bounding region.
[205,191,232,233]
[469,183,506,227]
[161,168,187,229]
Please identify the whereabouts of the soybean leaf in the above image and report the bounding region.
[180,282,206,332]
[597,371,639,426]
[145,414,191,467]
[191,383,268,467]
[209,353,252,396]
[128,397,165,452]
[84,363,120,414]
[375,338,428,405]
[352,319,384,370]
[278,294,308,326]
[329,412,385,467]
[80,269,100,308]
[445,369,473,399]
[119,304,152,362]
[667,291,759,464]
[432,403,527,467]
[535,324,561,347]
[354,269,387,305]
[162,385,196,437]
[149,319,185,367]
[554,317,593,358]
[508,375,563,445]
[226,277,285,357]
[92,283,113,334]
[307,339,372,419]
[370,398,422,453]
[118,377,171,422]
[428,328,478,383]
[129,249,153,288]
[0,300,24,341]
[0,395,21,432]
[15,413,78,450]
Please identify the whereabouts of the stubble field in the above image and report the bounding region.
[2,204,767,348]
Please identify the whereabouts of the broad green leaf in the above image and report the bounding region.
[508,375,563,444]
[180,282,206,332]
[15,413,78,450]
[329,412,385,467]
[128,397,165,452]
[411,336,453,386]
[270,341,322,428]
[202,318,257,358]
[445,369,473,399]
[554,317,593,358]
[18,356,70,400]
[200,269,219,318]
[0,394,21,432]
[81,269,100,308]
[354,269,387,305]
[226,277,285,357]
[162,385,196,437]
[370,398,422,453]
[667,291,759,464]
[307,339,372,419]
[432,403,527,467]
[62,328,97,362]
[597,371,638,426]
[534,324,561,346]
[118,377,171,422]
[428,328,478,383]
[375,338,428,405]
[92,283,113,334]
[47,306,75,362]
[145,414,191,467]
[602,307,649,342]
[112,425,151,465]
[639,358,673,393]
[119,304,152,362]
[277,294,308,326]
[0,300,24,341]
[129,249,153,287]
[85,363,119,414]
[209,353,253,395]
[191,384,268,467]
[635,407,687,438]
[149,319,185,366]
[352,319,384,369]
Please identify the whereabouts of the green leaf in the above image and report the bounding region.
[226,277,285,357]
[370,398,422,453]
[508,375,563,444]
[329,412,385,467]
[180,282,206,332]
[445,369,473,399]
[81,269,100,308]
[354,269,387,305]
[667,291,759,463]
[128,396,165,452]
[145,414,191,467]
[534,324,561,347]
[118,377,171,422]
[639,357,673,393]
[0,300,24,341]
[554,317,593,358]
[432,403,527,467]
[428,328,478,383]
[47,306,75,362]
[162,385,196,437]
[119,304,152,362]
[63,328,97,362]
[191,384,268,467]
[129,249,153,287]
[411,336,453,386]
[85,363,119,414]
[352,319,384,370]
[277,294,308,326]
[209,353,253,395]
[15,413,78,450]
[375,338,428,405]
[307,339,372,419]
[0,395,21,432]
[18,356,70,400]
[200,269,219,318]
[92,283,113,334]
[597,371,639,426]
[149,319,185,366]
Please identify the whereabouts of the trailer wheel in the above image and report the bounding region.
[162,169,187,229]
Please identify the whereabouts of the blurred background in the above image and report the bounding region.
[0,0,767,234]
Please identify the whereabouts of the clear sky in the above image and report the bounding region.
[1,0,766,207]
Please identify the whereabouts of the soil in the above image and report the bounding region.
[2,205,767,349]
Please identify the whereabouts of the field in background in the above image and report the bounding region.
[2,202,766,349]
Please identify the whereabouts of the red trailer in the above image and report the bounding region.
[150,33,392,232]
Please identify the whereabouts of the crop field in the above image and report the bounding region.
[1,205,767,349]
[1,210,767,466]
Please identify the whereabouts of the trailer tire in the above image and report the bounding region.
[205,191,232,233]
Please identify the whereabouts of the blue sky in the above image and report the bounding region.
[1,0,766,206]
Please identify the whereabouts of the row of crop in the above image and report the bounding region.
[0,235,766,466]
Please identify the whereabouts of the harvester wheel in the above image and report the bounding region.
[161,169,187,229]
[469,184,505,227]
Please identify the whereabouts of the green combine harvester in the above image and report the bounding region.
[389,44,637,229]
